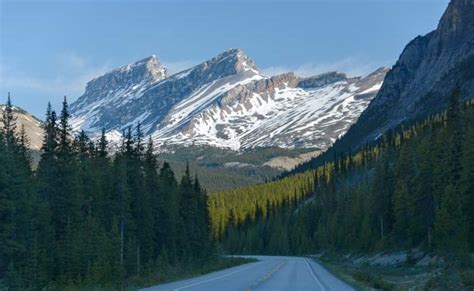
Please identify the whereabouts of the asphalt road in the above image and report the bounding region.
[141,256,354,291]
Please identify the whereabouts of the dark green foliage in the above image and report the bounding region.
[352,271,394,290]
[1,95,52,288]
[0,96,215,289]
[213,93,474,261]
[157,145,315,192]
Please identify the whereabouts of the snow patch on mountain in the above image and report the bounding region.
[70,49,388,152]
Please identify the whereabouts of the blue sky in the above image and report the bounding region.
[1,0,449,118]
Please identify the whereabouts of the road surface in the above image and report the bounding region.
[141,256,353,291]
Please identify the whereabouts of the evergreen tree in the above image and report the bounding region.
[461,108,474,251]
[1,92,17,146]
[1,97,216,289]
[178,163,199,258]
[434,184,469,260]
[98,128,108,158]
[214,91,474,260]
[144,137,162,258]
[158,162,179,259]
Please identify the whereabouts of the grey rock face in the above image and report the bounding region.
[70,49,260,135]
[160,67,387,150]
[70,48,387,151]
[335,0,474,151]
[297,72,348,89]
[90,56,168,91]
[219,73,300,107]
[72,55,168,109]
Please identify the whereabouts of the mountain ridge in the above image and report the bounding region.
[338,0,474,148]
[70,48,387,152]
[289,0,474,174]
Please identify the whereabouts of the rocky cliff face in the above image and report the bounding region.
[170,68,387,150]
[333,0,474,151]
[70,49,387,151]
[70,49,262,137]
[297,72,349,89]
[72,55,168,108]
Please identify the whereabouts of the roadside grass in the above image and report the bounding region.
[311,254,440,290]
[309,257,367,290]
[129,256,257,290]
[46,256,256,291]
[460,269,474,289]
[316,253,474,291]
[352,271,395,290]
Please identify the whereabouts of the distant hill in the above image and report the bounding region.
[0,105,43,150]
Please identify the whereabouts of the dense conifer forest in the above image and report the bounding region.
[0,96,216,289]
[210,90,474,262]
[2,88,473,288]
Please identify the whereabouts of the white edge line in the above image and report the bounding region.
[304,258,326,291]
[173,261,262,291]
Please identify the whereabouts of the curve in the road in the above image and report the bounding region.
[141,256,354,291]
[304,258,326,291]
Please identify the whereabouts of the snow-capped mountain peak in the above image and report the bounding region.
[70,54,169,132]
[70,50,388,152]
[170,48,261,83]
[84,54,168,93]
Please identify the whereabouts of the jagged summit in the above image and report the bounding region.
[169,48,260,83]
[70,49,387,151]
[212,48,259,74]
[297,72,348,89]
[88,54,168,89]
[437,0,474,33]
[430,0,474,65]
[134,54,170,81]
[71,54,169,115]
[321,0,474,155]
[211,48,253,64]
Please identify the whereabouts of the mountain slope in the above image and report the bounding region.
[70,49,387,152]
[157,68,387,150]
[0,105,43,150]
[70,50,262,142]
[322,0,474,154]
[211,100,474,283]
[70,55,170,134]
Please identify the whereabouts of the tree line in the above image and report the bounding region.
[213,90,474,261]
[0,95,213,289]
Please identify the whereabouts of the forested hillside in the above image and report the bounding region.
[211,90,474,260]
[209,170,316,239]
[0,96,215,289]
[156,146,314,192]
[289,0,474,176]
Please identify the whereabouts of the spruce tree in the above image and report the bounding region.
[461,109,474,250]
[158,162,179,259]
[98,128,108,158]
[434,184,469,260]
[1,92,17,146]
[144,137,162,258]
[0,94,16,284]
[179,163,198,258]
